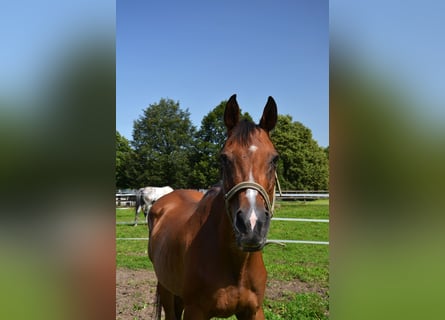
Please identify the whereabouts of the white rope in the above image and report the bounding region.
[267,239,329,245]
[117,218,329,225]
[272,218,329,223]
[116,238,329,245]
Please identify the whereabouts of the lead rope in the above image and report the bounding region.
[268,173,286,247]
[275,171,282,197]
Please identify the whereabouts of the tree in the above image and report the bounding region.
[189,100,252,188]
[271,115,329,190]
[132,98,195,188]
[116,131,137,189]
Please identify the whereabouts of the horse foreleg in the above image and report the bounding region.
[145,203,152,223]
[134,205,142,226]
[173,295,184,319]
[236,306,265,320]
[255,307,265,320]
[157,283,182,320]
[183,305,207,320]
[134,213,138,226]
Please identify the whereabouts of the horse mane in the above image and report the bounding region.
[230,119,261,147]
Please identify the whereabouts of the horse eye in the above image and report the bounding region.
[271,155,279,168]
[220,153,230,165]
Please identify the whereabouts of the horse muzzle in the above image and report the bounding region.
[225,181,274,252]
[234,208,271,251]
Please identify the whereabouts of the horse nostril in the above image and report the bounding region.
[235,211,248,234]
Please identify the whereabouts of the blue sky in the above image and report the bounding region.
[330,0,445,128]
[2,1,444,150]
[0,1,114,105]
[116,0,329,147]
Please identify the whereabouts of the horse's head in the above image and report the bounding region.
[221,94,278,252]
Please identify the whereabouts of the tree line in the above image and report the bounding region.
[116,98,329,190]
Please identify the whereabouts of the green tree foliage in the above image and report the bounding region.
[189,100,252,188]
[116,131,136,189]
[118,98,329,191]
[271,115,328,190]
[131,99,195,188]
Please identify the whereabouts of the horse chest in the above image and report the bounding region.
[212,285,260,316]
[184,247,266,315]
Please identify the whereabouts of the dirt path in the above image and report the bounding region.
[116,268,325,320]
[116,268,158,320]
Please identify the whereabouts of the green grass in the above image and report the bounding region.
[264,293,329,320]
[265,200,329,285]
[116,199,329,319]
[116,208,151,269]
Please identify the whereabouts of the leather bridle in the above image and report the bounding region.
[224,181,275,220]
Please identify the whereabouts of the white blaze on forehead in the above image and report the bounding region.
[248,169,255,183]
[246,168,258,229]
[249,145,258,152]
[246,188,258,207]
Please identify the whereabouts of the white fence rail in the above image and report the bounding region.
[116,193,136,207]
[116,191,329,207]
[275,191,329,201]
[116,238,329,245]
[116,192,329,244]
[116,217,329,245]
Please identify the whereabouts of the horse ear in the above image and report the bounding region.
[259,96,277,132]
[224,94,240,134]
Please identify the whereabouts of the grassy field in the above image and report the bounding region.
[116,199,329,319]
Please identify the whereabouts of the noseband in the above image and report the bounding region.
[224,181,275,220]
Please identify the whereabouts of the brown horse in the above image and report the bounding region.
[148,94,278,319]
